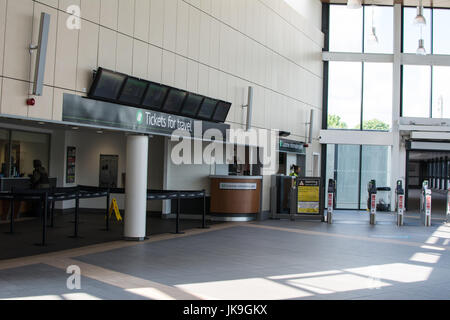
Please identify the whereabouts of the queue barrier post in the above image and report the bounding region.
[200,190,209,229]
[70,188,80,238]
[6,196,15,234]
[173,192,184,235]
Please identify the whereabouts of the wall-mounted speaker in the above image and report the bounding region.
[32,12,51,96]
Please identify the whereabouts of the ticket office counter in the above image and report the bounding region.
[209,175,263,221]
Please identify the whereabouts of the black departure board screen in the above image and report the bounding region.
[118,77,148,105]
[197,98,218,120]
[181,93,204,118]
[162,89,188,114]
[88,68,126,101]
[142,83,169,110]
[212,101,232,122]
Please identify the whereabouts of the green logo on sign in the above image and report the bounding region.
[136,111,144,124]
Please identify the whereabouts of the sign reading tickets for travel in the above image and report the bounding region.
[297,178,320,214]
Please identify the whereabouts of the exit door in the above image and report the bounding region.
[99,155,118,188]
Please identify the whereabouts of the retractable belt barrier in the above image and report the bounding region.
[0,186,208,246]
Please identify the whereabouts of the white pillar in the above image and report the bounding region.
[124,135,149,240]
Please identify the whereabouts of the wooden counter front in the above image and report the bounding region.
[210,176,262,214]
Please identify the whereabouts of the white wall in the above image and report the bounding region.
[0,0,324,213]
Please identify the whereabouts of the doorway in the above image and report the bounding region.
[406,151,450,213]
[99,155,119,188]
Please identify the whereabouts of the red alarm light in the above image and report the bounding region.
[26,98,36,106]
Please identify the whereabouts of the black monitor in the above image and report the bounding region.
[162,89,188,114]
[197,98,218,120]
[88,68,126,101]
[181,93,204,118]
[142,83,170,110]
[212,101,232,123]
[118,77,148,105]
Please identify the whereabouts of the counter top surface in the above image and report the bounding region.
[209,175,263,180]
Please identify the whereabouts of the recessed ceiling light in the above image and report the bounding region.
[38,121,45,125]
[72,126,79,130]
[97,130,103,134]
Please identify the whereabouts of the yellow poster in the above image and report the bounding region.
[297,181,320,214]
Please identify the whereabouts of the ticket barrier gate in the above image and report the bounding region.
[327,179,336,224]
[421,181,432,227]
[395,180,405,227]
[368,180,377,225]
[447,190,450,224]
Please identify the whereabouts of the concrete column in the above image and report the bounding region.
[124,135,149,240]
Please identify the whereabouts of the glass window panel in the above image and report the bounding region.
[0,129,10,177]
[403,7,431,54]
[328,61,362,130]
[360,146,391,210]
[364,6,394,54]
[402,65,431,117]
[329,5,363,53]
[10,131,49,178]
[433,9,450,55]
[362,63,393,130]
[335,145,361,209]
[432,66,450,119]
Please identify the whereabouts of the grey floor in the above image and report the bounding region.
[0,209,449,300]
[0,212,219,260]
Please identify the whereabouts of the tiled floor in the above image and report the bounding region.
[0,211,449,300]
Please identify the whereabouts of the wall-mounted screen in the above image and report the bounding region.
[212,101,232,123]
[142,83,169,110]
[197,98,218,120]
[162,89,187,114]
[88,68,126,101]
[181,93,204,118]
[118,77,148,105]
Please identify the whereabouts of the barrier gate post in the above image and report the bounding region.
[447,189,450,223]
[396,180,404,226]
[424,188,432,227]
[368,180,377,225]
[327,179,336,224]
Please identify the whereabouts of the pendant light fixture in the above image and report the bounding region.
[347,0,362,9]
[416,38,427,55]
[414,0,427,26]
[368,5,379,44]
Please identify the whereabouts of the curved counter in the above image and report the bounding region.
[209,175,262,221]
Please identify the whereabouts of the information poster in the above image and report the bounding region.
[297,178,320,214]
[66,146,76,184]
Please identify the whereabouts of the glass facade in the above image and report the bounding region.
[402,65,431,118]
[326,144,391,210]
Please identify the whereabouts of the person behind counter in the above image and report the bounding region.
[30,159,50,189]
[289,165,300,177]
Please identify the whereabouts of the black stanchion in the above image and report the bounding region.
[50,199,55,228]
[70,190,80,238]
[36,191,48,246]
[6,197,15,234]
[200,190,209,229]
[173,192,184,235]
[104,190,110,231]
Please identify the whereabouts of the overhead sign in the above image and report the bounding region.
[297,178,320,214]
[279,139,306,154]
[62,94,229,139]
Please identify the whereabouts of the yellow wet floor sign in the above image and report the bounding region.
[109,198,123,222]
